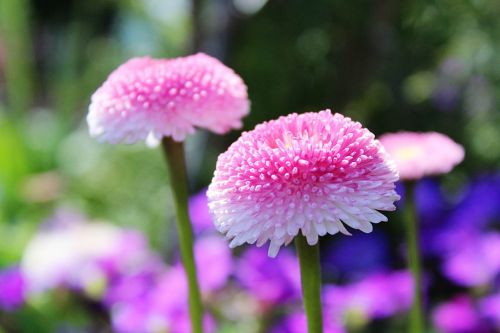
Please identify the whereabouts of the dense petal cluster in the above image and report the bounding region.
[379,131,464,180]
[88,53,249,144]
[208,110,400,257]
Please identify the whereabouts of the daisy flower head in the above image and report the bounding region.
[88,53,249,145]
[207,110,400,257]
[379,131,464,180]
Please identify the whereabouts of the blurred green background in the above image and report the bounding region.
[0,0,499,331]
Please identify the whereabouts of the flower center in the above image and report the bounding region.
[394,146,422,162]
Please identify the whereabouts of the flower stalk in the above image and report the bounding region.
[0,0,34,116]
[161,137,203,333]
[295,235,323,333]
[404,182,424,333]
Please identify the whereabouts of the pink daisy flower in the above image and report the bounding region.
[88,53,249,145]
[207,110,400,257]
[379,132,464,180]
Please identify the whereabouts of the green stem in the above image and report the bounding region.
[404,182,424,333]
[295,235,324,333]
[0,0,34,116]
[161,138,204,333]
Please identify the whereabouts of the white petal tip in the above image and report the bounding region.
[268,242,281,257]
[146,132,161,148]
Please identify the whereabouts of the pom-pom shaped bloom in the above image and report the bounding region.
[379,131,464,180]
[207,110,400,257]
[88,53,249,144]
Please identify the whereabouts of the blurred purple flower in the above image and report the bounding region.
[271,311,346,333]
[447,174,500,230]
[415,179,447,224]
[235,247,301,308]
[189,188,215,234]
[432,295,490,333]
[193,235,232,292]
[21,217,158,300]
[111,297,153,333]
[412,179,455,257]
[92,229,166,309]
[396,179,447,257]
[103,265,162,307]
[98,230,163,282]
[272,270,413,333]
[442,232,500,287]
[148,267,216,333]
[111,267,216,333]
[425,174,500,256]
[322,231,389,280]
[480,292,500,329]
[19,210,224,332]
[109,234,227,333]
[323,270,412,323]
[395,179,446,222]
[153,266,188,311]
[0,266,25,311]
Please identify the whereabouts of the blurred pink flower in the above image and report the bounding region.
[208,110,399,257]
[88,53,249,144]
[379,131,464,180]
